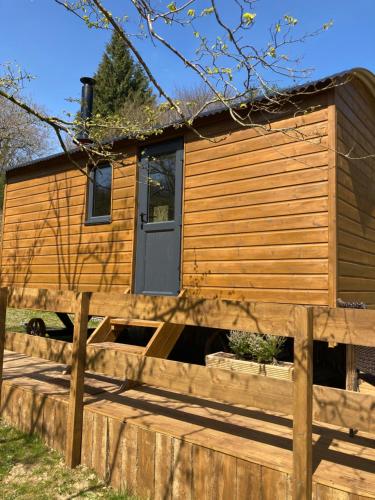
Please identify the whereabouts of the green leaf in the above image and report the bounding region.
[243,12,256,25]
[167,2,177,12]
[268,46,276,58]
[201,7,214,16]
[323,19,334,30]
[187,8,195,17]
[284,15,298,26]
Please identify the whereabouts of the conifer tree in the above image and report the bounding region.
[93,31,155,117]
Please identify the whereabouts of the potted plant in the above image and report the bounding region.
[205,330,293,381]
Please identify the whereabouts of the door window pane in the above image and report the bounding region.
[147,152,175,222]
[91,164,112,218]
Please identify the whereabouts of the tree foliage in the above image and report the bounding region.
[93,30,155,118]
[0,96,50,171]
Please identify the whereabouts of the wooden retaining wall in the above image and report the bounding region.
[2,369,372,500]
[1,381,297,500]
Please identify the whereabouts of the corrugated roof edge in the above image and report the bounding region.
[6,67,375,173]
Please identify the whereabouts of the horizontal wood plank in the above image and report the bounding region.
[183,260,328,275]
[4,330,374,432]
[184,182,328,213]
[183,244,329,262]
[5,287,375,347]
[184,197,328,225]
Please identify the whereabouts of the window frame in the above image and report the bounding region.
[85,162,113,225]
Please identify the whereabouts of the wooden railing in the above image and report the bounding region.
[0,287,375,500]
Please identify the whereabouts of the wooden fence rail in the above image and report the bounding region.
[1,286,375,500]
[3,330,374,434]
[7,286,375,347]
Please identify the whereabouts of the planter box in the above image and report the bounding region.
[205,352,294,381]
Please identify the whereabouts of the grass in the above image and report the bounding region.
[3,313,135,498]
[5,308,100,334]
[0,420,136,499]
[6,308,64,333]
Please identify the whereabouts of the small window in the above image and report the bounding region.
[147,151,176,223]
[86,163,112,224]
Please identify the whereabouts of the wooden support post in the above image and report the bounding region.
[143,323,185,358]
[65,292,90,468]
[346,345,357,391]
[0,288,8,404]
[86,316,112,344]
[346,344,358,437]
[293,306,313,500]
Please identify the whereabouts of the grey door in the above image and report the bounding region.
[134,138,183,295]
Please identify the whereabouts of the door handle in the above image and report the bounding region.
[140,212,148,224]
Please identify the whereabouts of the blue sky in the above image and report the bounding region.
[1,0,375,123]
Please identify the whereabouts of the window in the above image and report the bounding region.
[147,151,176,223]
[86,163,112,224]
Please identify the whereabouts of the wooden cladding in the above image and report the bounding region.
[1,102,332,305]
[2,77,375,307]
[336,80,375,307]
[182,107,330,305]
[1,155,137,292]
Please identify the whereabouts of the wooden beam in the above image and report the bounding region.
[88,291,297,337]
[111,318,162,328]
[143,323,185,358]
[313,384,374,434]
[0,288,8,403]
[293,306,313,500]
[6,287,375,347]
[65,292,90,468]
[346,345,357,391]
[327,102,338,309]
[142,289,186,359]
[89,293,375,348]
[86,287,131,345]
[345,344,358,436]
[86,342,293,415]
[5,331,72,365]
[313,307,375,347]
[86,316,112,345]
[8,287,76,314]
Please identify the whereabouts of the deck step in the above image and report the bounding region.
[111,318,162,329]
[87,317,183,359]
[98,342,144,355]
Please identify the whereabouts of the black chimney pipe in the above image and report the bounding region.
[77,76,96,144]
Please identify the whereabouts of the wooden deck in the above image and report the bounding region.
[1,349,374,499]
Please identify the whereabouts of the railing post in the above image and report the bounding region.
[293,305,313,500]
[0,287,8,404]
[65,291,90,468]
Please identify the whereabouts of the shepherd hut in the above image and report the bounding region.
[1,68,375,311]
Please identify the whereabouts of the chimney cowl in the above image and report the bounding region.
[80,76,96,86]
